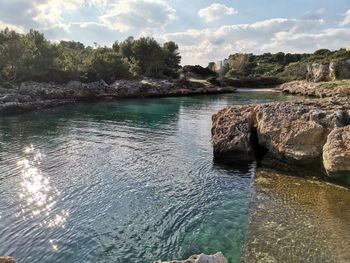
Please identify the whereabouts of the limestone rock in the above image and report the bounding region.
[0,257,16,263]
[323,125,350,180]
[154,252,228,263]
[306,60,350,83]
[212,98,350,181]
[211,106,256,163]
[254,102,338,164]
[279,80,350,98]
[307,63,330,82]
[330,59,350,81]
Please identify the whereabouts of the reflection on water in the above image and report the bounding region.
[18,145,68,230]
[0,92,298,263]
[242,169,350,263]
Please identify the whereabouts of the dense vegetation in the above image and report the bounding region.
[0,29,181,84]
[212,48,350,81]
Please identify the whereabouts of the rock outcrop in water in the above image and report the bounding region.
[212,98,350,183]
[323,125,350,178]
[0,79,236,114]
[154,252,228,263]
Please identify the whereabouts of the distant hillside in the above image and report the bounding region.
[211,48,350,81]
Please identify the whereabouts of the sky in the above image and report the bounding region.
[0,0,350,65]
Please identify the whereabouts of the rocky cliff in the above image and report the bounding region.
[307,59,350,82]
[212,98,350,183]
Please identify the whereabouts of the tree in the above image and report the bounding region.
[88,47,130,82]
[119,36,135,61]
[163,41,181,78]
[207,62,216,71]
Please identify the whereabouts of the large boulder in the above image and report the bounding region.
[254,102,344,166]
[154,252,228,263]
[323,125,350,181]
[212,99,350,181]
[212,106,256,163]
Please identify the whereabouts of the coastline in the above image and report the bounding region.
[0,79,236,115]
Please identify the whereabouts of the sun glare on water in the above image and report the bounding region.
[17,145,69,251]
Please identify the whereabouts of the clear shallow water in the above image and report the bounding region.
[0,92,292,263]
[242,169,350,263]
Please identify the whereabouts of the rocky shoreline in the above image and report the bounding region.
[0,79,236,115]
[279,80,350,98]
[211,97,350,184]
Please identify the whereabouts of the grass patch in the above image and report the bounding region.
[320,80,350,89]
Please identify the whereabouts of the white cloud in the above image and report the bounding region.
[0,21,26,33]
[339,9,350,26]
[100,0,176,33]
[161,18,350,65]
[0,0,106,32]
[198,3,237,22]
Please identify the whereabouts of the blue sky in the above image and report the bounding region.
[0,0,350,65]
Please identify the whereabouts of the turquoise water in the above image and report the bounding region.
[0,92,292,263]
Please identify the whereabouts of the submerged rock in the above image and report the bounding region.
[241,169,350,263]
[212,98,350,182]
[154,252,228,263]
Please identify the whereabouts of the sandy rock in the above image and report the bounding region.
[254,102,344,164]
[323,125,350,180]
[154,252,228,263]
[212,98,350,181]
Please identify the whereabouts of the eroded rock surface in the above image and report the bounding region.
[212,98,350,182]
[212,106,256,163]
[307,59,350,82]
[323,125,350,182]
[154,252,228,263]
